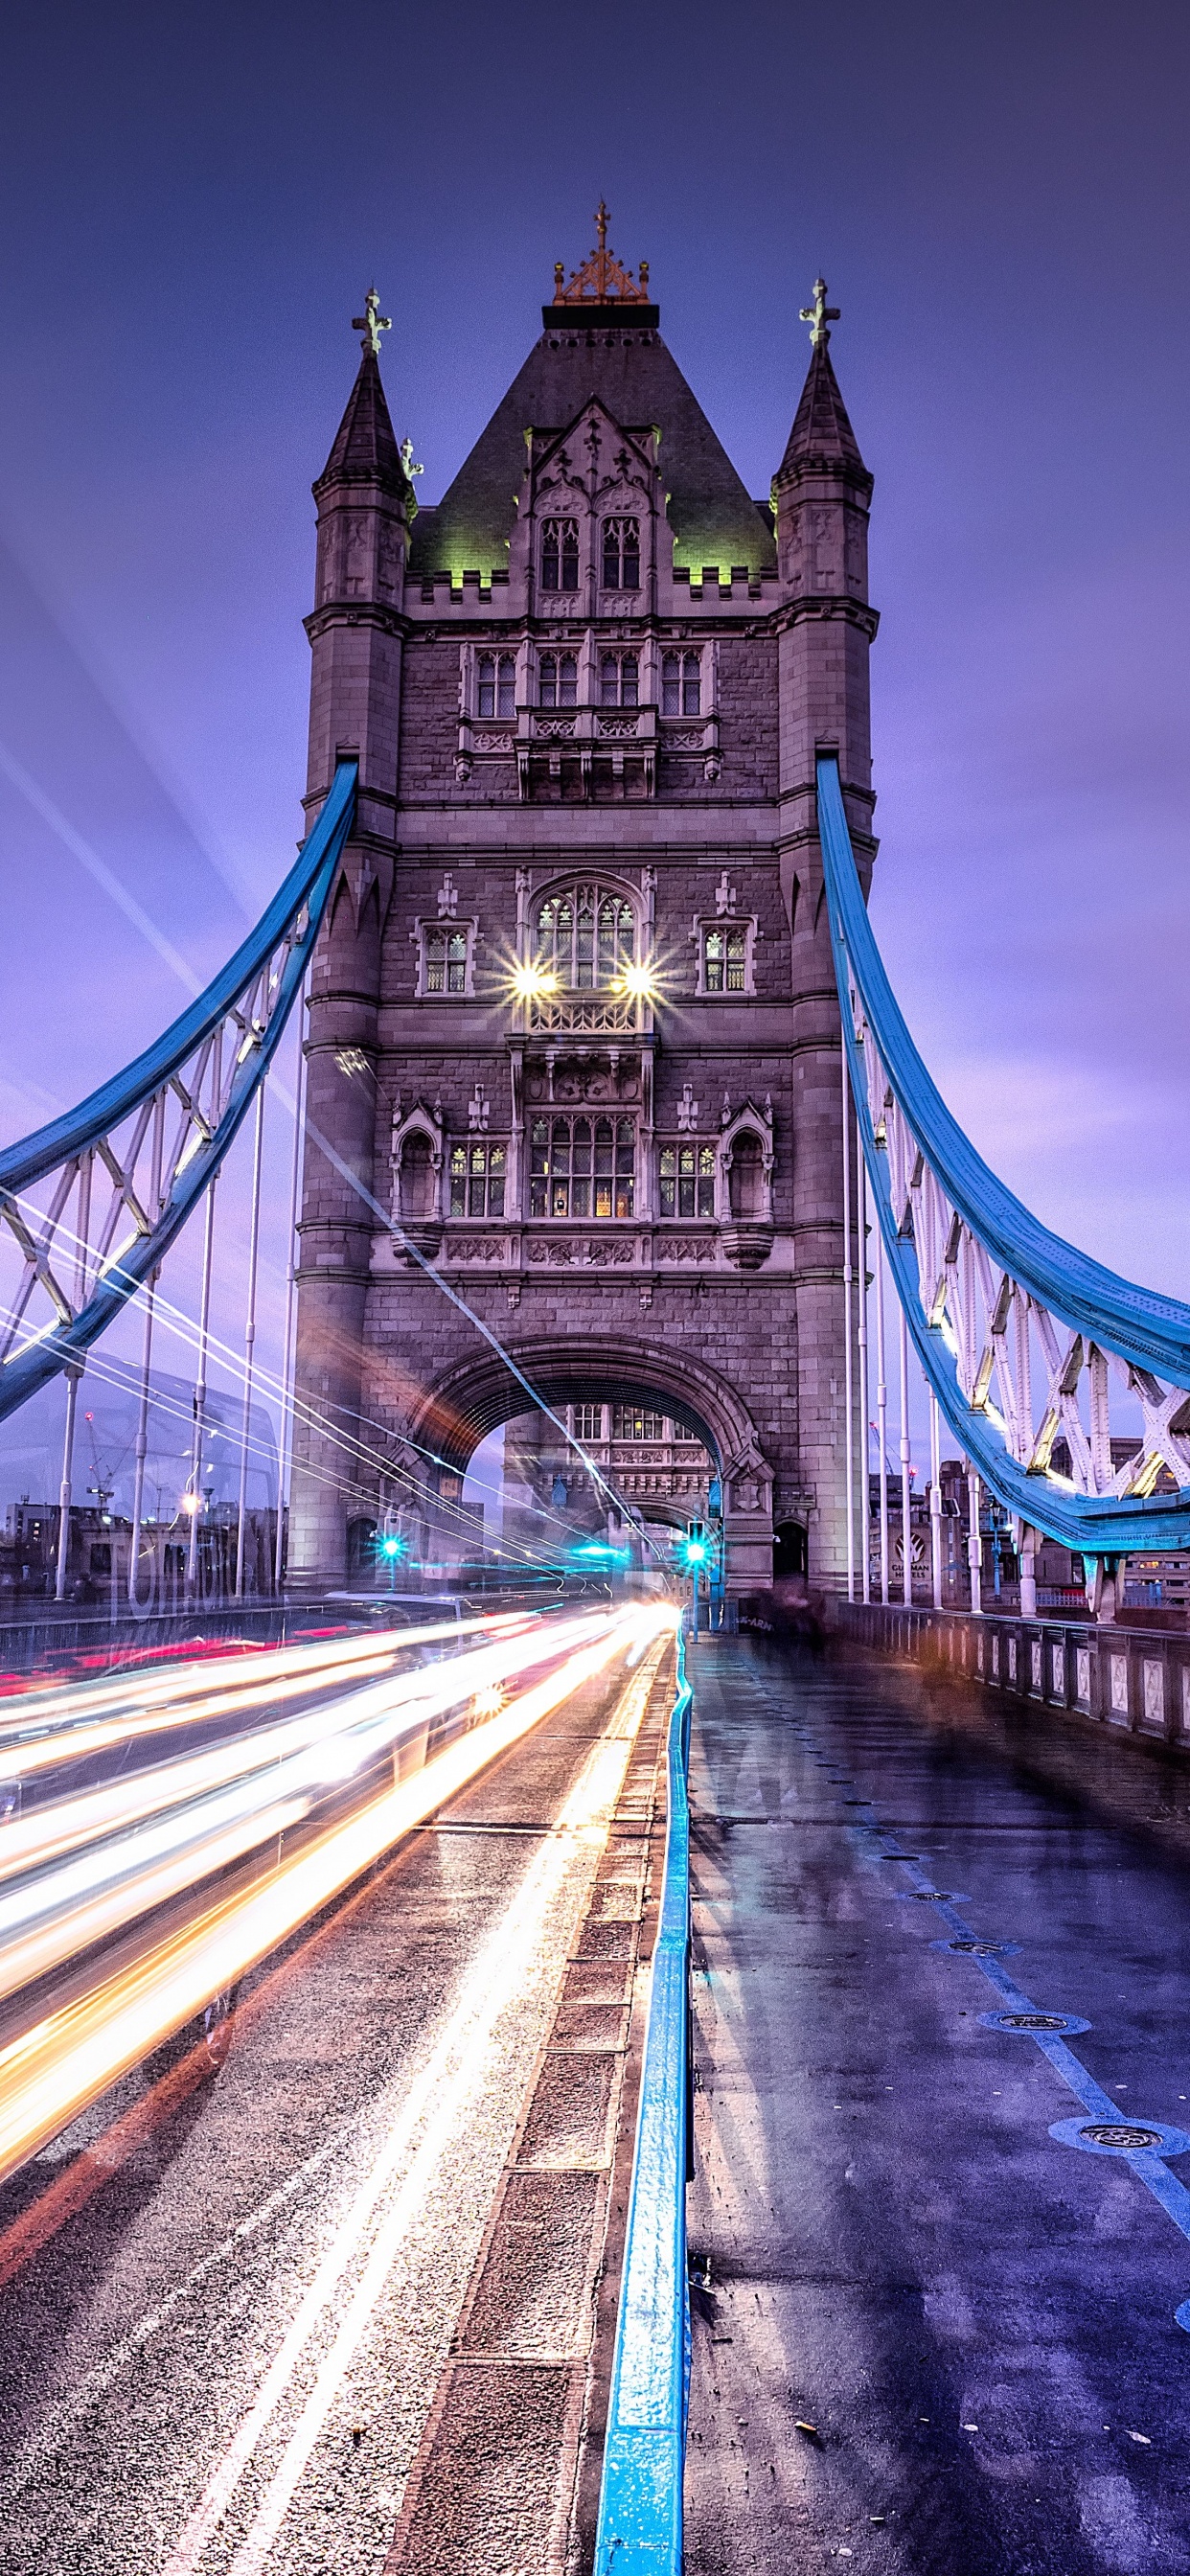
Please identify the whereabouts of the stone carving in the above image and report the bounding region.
[715,870,736,916]
[676,1082,699,1134]
[597,714,640,738]
[703,753,722,783]
[666,729,706,749]
[448,1236,505,1262]
[437,873,458,918]
[526,1235,635,1268]
[468,1083,490,1132]
[734,1476,763,1513]
[474,730,516,752]
[585,1239,634,1266]
[528,1239,573,1265]
[657,1236,712,1262]
[453,753,472,784]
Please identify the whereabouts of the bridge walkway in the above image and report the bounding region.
[683,1634,1190,2576]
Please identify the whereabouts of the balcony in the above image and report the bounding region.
[456,702,721,798]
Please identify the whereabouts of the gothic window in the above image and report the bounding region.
[400,1134,435,1221]
[536,886,636,988]
[477,654,515,719]
[728,1131,765,1219]
[600,652,638,707]
[540,518,580,592]
[611,1406,666,1441]
[529,1116,634,1219]
[703,923,748,993]
[602,517,640,590]
[672,1421,702,1444]
[658,1142,716,1219]
[571,1402,605,1443]
[662,651,701,716]
[538,651,578,708]
[422,926,470,995]
[448,1141,506,1218]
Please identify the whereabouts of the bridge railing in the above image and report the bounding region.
[838,1595,1190,1740]
[816,755,1190,1586]
[594,1629,693,2576]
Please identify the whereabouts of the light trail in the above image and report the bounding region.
[163,1624,673,2576]
[0,1604,671,2191]
[0,1608,614,2006]
[0,1610,532,1781]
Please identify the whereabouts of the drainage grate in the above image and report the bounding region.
[936,1938,1019,1956]
[980,2011,1090,2036]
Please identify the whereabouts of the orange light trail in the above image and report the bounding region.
[0,1604,673,2192]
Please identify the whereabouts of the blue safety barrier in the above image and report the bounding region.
[0,762,356,1420]
[593,1629,693,2576]
[816,755,1190,1554]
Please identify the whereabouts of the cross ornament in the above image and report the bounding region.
[799,278,840,348]
[352,287,391,357]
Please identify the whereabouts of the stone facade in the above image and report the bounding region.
[288,242,878,1593]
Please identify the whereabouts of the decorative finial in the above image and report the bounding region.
[799,277,840,349]
[552,204,651,308]
[352,286,391,358]
[400,436,423,482]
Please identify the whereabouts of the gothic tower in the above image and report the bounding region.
[288,230,876,1594]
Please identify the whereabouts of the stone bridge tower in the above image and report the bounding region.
[288,228,877,1594]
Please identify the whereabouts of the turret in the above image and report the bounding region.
[288,292,418,1589]
[774,284,879,1584]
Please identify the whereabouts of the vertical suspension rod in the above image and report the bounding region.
[187,1176,218,1599]
[969,1463,983,1616]
[275,990,307,1597]
[128,1093,166,1610]
[929,1390,943,1611]
[234,1080,266,1600]
[899,1302,912,1607]
[876,1215,889,1605]
[841,1038,856,1603]
[858,1155,870,1603]
[55,1149,92,1603]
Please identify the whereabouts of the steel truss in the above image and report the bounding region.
[817,756,1190,1561]
[0,762,356,1424]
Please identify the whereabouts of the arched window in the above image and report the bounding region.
[529,1116,634,1220]
[539,652,578,709]
[423,926,469,995]
[602,518,640,590]
[728,1131,765,1220]
[662,651,701,716]
[400,1133,435,1221]
[600,652,638,707]
[535,886,636,989]
[477,654,515,719]
[540,519,580,592]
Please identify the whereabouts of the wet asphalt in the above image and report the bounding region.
[685,1637,1190,2576]
[0,1670,626,2576]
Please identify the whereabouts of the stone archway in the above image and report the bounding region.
[402,1333,775,1592]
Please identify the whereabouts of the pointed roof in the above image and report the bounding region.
[409,322,774,582]
[316,348,406,494]
[775,335,870,491]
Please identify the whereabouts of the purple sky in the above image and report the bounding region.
[0,0,1187,1488]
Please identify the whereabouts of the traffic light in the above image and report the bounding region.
[680,1520,708,1569]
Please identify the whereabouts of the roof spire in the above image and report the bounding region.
[351,286,391,358]
[552,204,651,307]
[798,277,840,350]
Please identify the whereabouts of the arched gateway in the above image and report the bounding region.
[288,232,878,1595]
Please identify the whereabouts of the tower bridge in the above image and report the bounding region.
[2,219,1190,2576]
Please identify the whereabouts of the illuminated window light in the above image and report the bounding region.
[510,963,560,1004]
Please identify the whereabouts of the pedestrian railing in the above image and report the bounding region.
[594,1630,693,2575]
[838,1597,1190,1741]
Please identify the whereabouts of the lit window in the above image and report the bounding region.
[602,518,640,590]
[601,652,638,708]
[572,1402,604,1443]
[703,924,748,993]
[611,1406,666,1441]
[659,1143,716,1218]
[540,519,580,592]
[423,926,470,995]
[662,651,701,716]
[529,1116,634,1219]
[536,886,636,988]
[539,652,578,708]
[477,654,515,719]
[448,1141,506,1218]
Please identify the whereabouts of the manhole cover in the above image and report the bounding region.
[1081,2124,1163,2150]
[980,2011,1090,2036]
[1050,2112,1190,2159]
